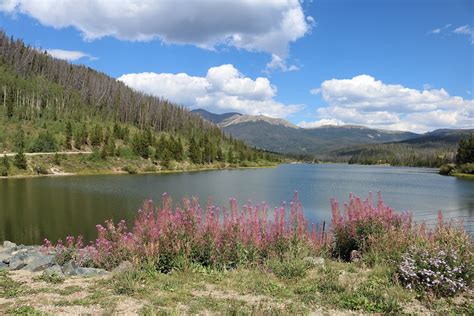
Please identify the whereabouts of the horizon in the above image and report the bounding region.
[0,0,473,133]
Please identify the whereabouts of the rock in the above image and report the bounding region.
[350,250,362,262]
[9,254,27,270]
[112,261,134,274]
[303,256,325,267]
[0,262,8,270]
[3,241,17,249]
[44,265,64,278]
[0,251,14,263]
[62,261,77,276]
[73,267,108,277]
[23,255,54,272]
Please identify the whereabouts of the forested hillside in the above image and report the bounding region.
[333,129,474,167]
[0,31,280,176]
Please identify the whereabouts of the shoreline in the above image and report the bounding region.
[0,163,279,180]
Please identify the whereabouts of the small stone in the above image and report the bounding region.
[303,256,325,267]
[350,250,362,262]
[73,267,108,277]
[44,265,64,277]
[112,261,134,274]
[3,241,16,249]
[24,255,54,272]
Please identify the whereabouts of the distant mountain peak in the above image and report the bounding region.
[192,109,297,129]
[220,114,298,129]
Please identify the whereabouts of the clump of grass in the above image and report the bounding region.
[267,258,310,279]
[33,271,65,284]
[7,305,43,315]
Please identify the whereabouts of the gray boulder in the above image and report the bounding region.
[3,241,17,249]
[9,254,27,270]
[24,255,54,272]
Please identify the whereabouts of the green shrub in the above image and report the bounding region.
[122,164,138,174]
[88,149,104,162]
[439,164,454,175]
[14,151,27,169]
[457,163,474,174]
[29,131,58,152]
[117,146,135,159]
[267,259,309,279]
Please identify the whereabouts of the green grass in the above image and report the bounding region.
[7,305,43,315]
[0,270,23,298]
[33,271,65,284]
[100,260,420,314]
[0,259,471,314]
[453,172,474,180]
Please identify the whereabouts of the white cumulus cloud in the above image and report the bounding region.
[118,64,301,118]
[298,118,344,128]
[306,75,474,133]
[453,24,474,44]
[1,0,313,65]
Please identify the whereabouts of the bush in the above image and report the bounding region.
[457,163,474,175]
[29,131,58,152]
[267,258,309,279]
[439,164,454,175]
[122,164,138,174]
[399,245,470,297]
[88,149,103,162]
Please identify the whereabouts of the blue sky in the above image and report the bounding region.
[0,0,472,132]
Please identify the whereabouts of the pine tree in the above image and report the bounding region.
[456,134,474,164]
[14,128,25,152]
[90,124,103,147]
[14,150,27,169]
[132,130,150,159]
[189,137,201,164]
[65,121,73,150]
[216,146,224,162]
[227,147,234,164]
[5,87,14,120]
[2,154,10,171]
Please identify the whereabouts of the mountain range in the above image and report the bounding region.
[192,109,473,160]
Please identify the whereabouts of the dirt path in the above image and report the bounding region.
[2,151,93,157]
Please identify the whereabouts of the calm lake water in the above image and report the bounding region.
[1,163,473,245]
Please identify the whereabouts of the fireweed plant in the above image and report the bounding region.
[43,192,472,296]
[43,193,327,271]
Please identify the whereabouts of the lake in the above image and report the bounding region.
[1,163,473,245]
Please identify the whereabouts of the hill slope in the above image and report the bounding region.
[0,32,281,177]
